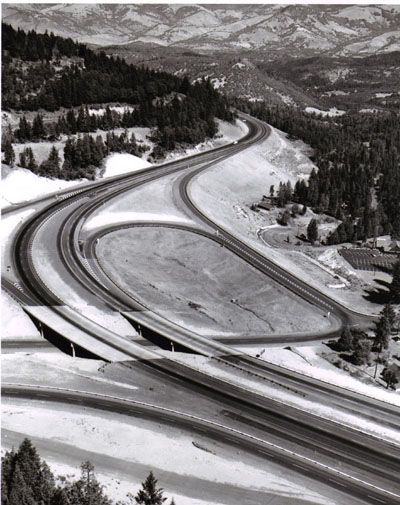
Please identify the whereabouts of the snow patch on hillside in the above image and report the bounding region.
[1,165,79,207]
[101,153,151,178]
[88,106,134,115]
[376,92,393,98]
[305,107,346,117]
[1,291,41,340]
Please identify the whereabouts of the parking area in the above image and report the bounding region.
[339,248,399,271]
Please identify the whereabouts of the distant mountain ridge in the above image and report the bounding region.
[3,3,400,57]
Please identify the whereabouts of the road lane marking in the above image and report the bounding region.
[329,478,347,488]
[367,496,386,504]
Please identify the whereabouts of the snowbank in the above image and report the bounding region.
[305,107,346,117]
[88,106,134,116]
[2,119,244,208]
[1,165,79,207]
[1,208,35,246]
[1,291,41,340]
[101,153,151,178]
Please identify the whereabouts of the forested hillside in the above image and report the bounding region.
[236,99,400,240]
[1,23,233,159]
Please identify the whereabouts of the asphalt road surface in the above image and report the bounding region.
[3,112,399,504]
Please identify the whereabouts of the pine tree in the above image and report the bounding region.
[374,316,391,350]
[352,338,372,366]
[337,326,353,351]
[65,461,111,505]
[2,472,9,505]
[14,437,55,504]
[16,115,31,142]
[7,464,35,505]
[135,472,167,505]
[3,140,15,167]
[46,146,61,172]
[32,114,46,140]
[381,367,398,389]
[51,487,71,505]
[307,218,319,244]
[26,148,37,172]
[269,184,274,197]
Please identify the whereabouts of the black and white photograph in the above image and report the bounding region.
[1,2,400,504]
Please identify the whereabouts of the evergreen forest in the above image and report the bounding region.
[236,99,400,241]
[2,22,233,160]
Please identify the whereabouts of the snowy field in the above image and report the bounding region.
[2,119,244,209]
[1,398,346,505]
[305,106,346,117]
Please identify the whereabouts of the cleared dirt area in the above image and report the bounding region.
[97,227,332,336]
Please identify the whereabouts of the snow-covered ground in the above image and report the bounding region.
[1,353,137,391]
[2,119,244,209]
[1,164,79,207]
[88,106,135,116]
[1,291,41,340]
[305,107,346,117]
[1,398,341,505]
[1,208,35,248]
[101,153,151,178]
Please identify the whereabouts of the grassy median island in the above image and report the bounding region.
[97,227,333,337]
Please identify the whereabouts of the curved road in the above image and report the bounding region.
[3,113,399,504]
[3,383,400,505]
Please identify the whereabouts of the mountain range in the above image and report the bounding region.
[3,3,400,57]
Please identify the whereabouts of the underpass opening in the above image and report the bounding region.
[23,311,99,359]
[122,314,197,354]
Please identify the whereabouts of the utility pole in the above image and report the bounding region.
[70,342,76,358]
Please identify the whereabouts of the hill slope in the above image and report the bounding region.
[3,4,400,57]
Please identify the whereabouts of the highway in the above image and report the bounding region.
[65,219,399,428]
[3,112,399,504]
[3,383,400,505]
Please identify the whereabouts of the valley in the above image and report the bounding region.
[1,5,400,505]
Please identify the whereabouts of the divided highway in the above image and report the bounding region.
[3,113,399,504]
[4,383,400,505]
